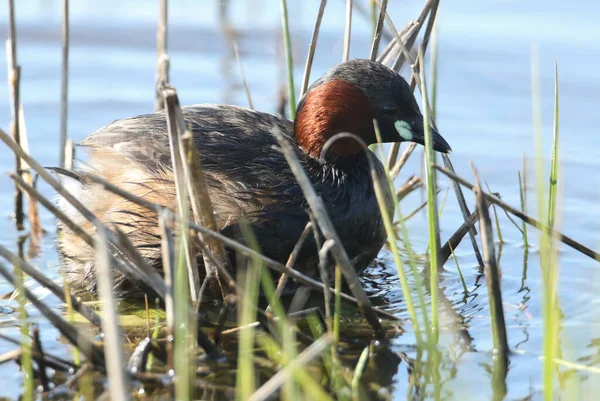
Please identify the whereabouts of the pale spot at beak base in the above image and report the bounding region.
[394,120,413,141]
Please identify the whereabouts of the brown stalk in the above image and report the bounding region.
[16,108,42,255]
[272,130,386,337]
[6,27,23,228]
[385,0,438,169]
[443,156,484,266]
[266,222,313,314]
[155,0,169,111]
[79,170,400,321]
[396,175,422,201]
[300,0,328,97]
[180,130,230,301]
[59,0,69,167]
[0,333,74,371]
[5,128,170,297]
[316,239,335,327]
[232,41,254,109]
[383,7,485,268]
[392,0,438,71]
[0,240,103,328]
[369,0,388,61]
[376,21,419,66]
[0,262,106,367]
[343,0,353,63]
[158,212,175,369]
[389,143,417,178]
[95,227,131,399]
[438,209,480,269]
[472,164,509,368]
[435,165,600,262]
[248,334,333,401]
[64,138,74,170]
[163,88,201,302]
[31,326,49,391]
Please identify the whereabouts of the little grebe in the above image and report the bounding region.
[57,59,450,297]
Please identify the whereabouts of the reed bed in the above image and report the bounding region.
[0,0,598,400]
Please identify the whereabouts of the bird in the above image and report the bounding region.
[56,59,451,298]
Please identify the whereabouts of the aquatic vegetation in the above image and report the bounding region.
[0,0,599,400]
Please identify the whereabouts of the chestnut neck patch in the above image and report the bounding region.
[295,80,376,160]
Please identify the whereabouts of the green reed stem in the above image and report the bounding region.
[13,260,33,401]
[449,243,468,296]
[370,0,377,34]
[485,183,504,245]
[547,61,559,229]
[532,48,560,401]
[518,171,529,248]
[62,276,80,366]
[373,125,428,344]
[246,223,303,399]
[430,19,439,121]
[236,224,262,400]
[280,0,296,118]
[175,237,193,401]
[420,51,440,344]
[333,265,342,345]
[352,346,369,401]
[254,332,332,401]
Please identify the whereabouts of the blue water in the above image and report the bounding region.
[1,0,599,399]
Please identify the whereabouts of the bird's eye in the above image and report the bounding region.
[383,104,398,116]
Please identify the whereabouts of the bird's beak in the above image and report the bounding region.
[394,119,452,153]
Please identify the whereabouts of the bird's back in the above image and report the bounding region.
[59,104,388,296]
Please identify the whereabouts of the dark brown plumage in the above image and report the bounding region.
[56,59,450,297]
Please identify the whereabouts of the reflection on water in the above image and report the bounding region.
[1,0,600,399]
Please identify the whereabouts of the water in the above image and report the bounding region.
[1,0,600,399]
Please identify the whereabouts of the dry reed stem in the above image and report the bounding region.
[31,326,49,391]
[317,239,335,325]
[155,0,169,111]
[369,0,388,61]
[385,0,438,168]
[163,89,201,302]
[389,143,417,179]
[0,345,72,374]
[377,21,419,66]
[394,0,438,71]
[59,0,69,167]
[248,334,333,401]
[266,222,313,314]
[5,50,23,227]
[343,0,353,62]
[0,262,106,367]
[0,333,75,370]
[16,107,42,254]
[435,165,600,262]
[0,240,103,328]
[2,129,170,300]
[158,212,175,369]
[95,227,131,400]
[396,175,422,200]
[438,209,479,269]
[472,164,509,369]
[232,41,254,109]
[402,188,441,222]
[64,138,74,170]
[443,156,484,266]
[180,130,229,301]
[383,5,485,268]
[6,1,26,229]
[272,131,386,337]
[79,170,400,321]
[300,0,327,97]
